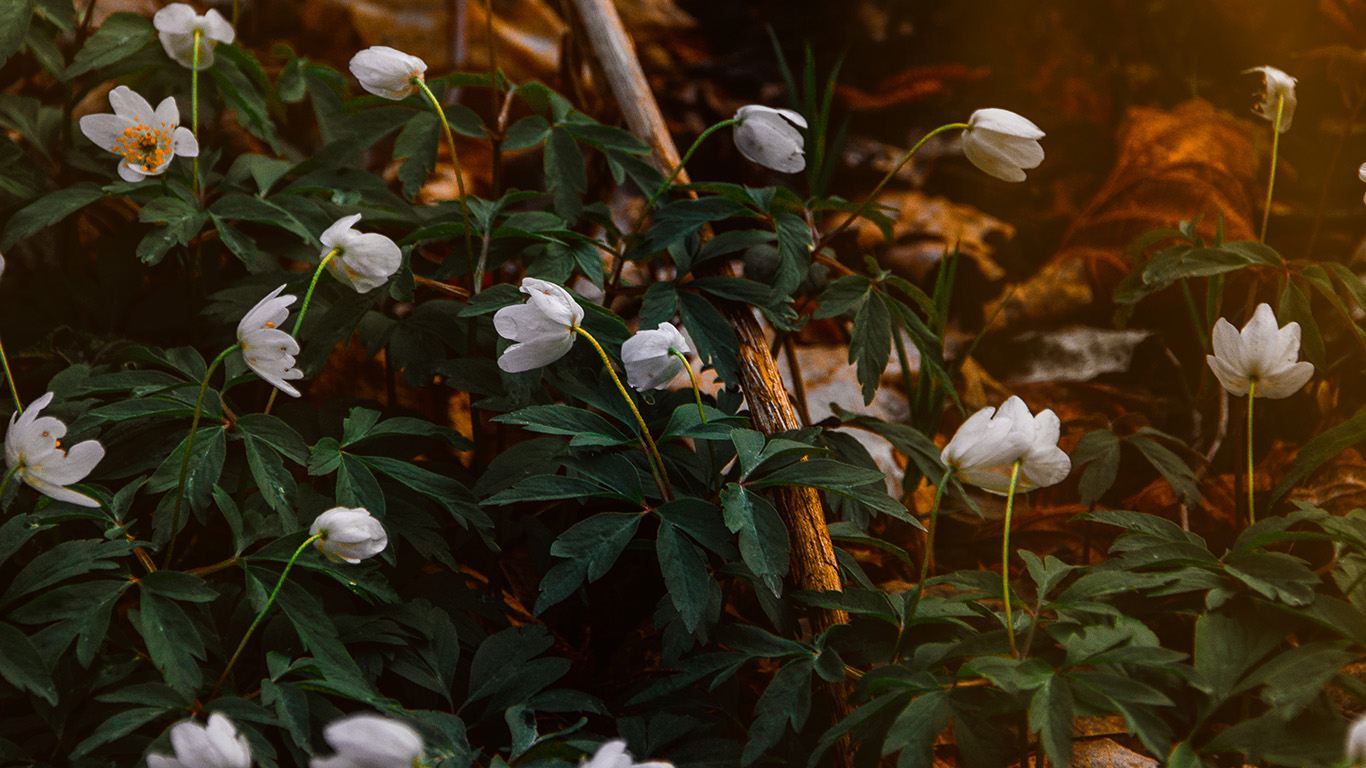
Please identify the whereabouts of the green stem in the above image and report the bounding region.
[918,471,951,585]
[1247,381,1257,525]
[231,0,239,28]
[629,118,736,235]
[1259,95,1284,243]
[211,533,321,697]
[163,344,238,568]
[263,249,338,415]
[1001,460,1022,657]
[191,29,201,196]
[821,122,970,247]
[415,80,477,291]
[575,327,673,501]
[0,333,21,414]
[672,349,706,423]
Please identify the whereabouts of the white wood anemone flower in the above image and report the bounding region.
[152,3,234,70]
[349,46,428,100]
[580,740,673,768]
[961,108,1045,183]
[4,392,104,508]
[733,105,807,173]
[1358,161,1366,203]
[236,285,304,398]
[310,507,388,564]
[319,214,403,293]
[493,277,584,373]
[941,396,1069,495]
[146,713,252,768]
[1206,302,1314,399]
[310,713,422,768]
[78,86,199,183]
[1347,712,1366,767]
[1244,65,1297,134]
[622,323,689,391]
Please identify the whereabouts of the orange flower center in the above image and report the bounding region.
[112,117,174,173]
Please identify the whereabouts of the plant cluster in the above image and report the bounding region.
[1,5,1365,768]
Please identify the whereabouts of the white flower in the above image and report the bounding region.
[493,278,584,373]
[309,713,420,768]
[1358,161,1366,203]
[1244,65,1297,134]
[319,214,402,294]
[310,507,387,564]
[348,46,428,100]
[236,285,304,398]
[1206,302,1314,399]
[4,392,104,508]
[152,3,234,70]
[580,740,673,768]
[961,108,1045,183]
[1348,713,1366,766]
[79,86,199,183]
[146,713,252,768]
[622,323,689,391]
[941,396,1069,495]
[732,105,807,173]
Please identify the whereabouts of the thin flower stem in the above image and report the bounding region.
[163,344,238,568]
[1259,96,1284,243]
[191,29,201,196]
[671,350,706,423]
[918,471,951,585]
[575,327,673,501]
[629,118,736,235]
[0,334,21,414]
[263,248,339,415]
[231,0,239,27]
[212,534,321,697]
[820,122,970,248]
[414,80,477,290]
[1001,460,1022,657]
[1247,382,1257,525]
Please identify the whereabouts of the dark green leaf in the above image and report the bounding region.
[63,12,153,79]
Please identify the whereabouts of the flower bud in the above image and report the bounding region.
[310,507,388,564]
[310,713,422,768]
[961,108,1045,183]
[348,46,428,100]
[732,105,807,173]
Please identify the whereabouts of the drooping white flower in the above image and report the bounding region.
[348,46,428,100]
[4,392,104,508]
[236,285,304,398]
[319,214,403,294]
[310,507,387,564]
[732,105,807,173]
[152,3,235,70]
[961,108,1045,183]
[1206,302,1314,399]
[146,713,252,768]
[79,86,199,183]
[309,713,421,768]
[580,740,673,768]
[1244,65,1297,134]
[493,278,584,373]
[941,396,1068,495]
[622,323,689,391]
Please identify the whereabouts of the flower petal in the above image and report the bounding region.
[79,113,135,151]
[108,85,155,122]
[152,3,197,33]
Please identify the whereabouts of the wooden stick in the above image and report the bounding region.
[567,2,853,763]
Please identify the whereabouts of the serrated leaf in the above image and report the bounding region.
[63,11,153,79]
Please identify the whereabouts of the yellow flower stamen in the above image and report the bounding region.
[111,119,175,174]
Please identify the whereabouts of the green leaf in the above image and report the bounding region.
[742,659,813,765]
[544,126,586,222]
[0,621,56,704]
[69,707,165,758]
[0,181,103,250]
[494,405,632,446]
[139,571,217,602]
[549,512,642,582]
[503,115,549,151]
[235,414,310,464]
[394,110,439,200]
[720,484,789,597]
[1268,410,1366,508]
[482,474,608,505]
[242,434,296,515]
[63,11,153,79]
[1029,675,1074,768]
[1224,551,1318,606]
[137,590,205,695]
[148,426,227,512]
[1126,430,1200,506]
[0,538,130,607]
[209,45,283,153]
[881,690,950,763]
[1072,429,1121,506]
[849,292,891,404]
[0,0,33,69]
[814,275,871,319]
[657,521,712,632]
